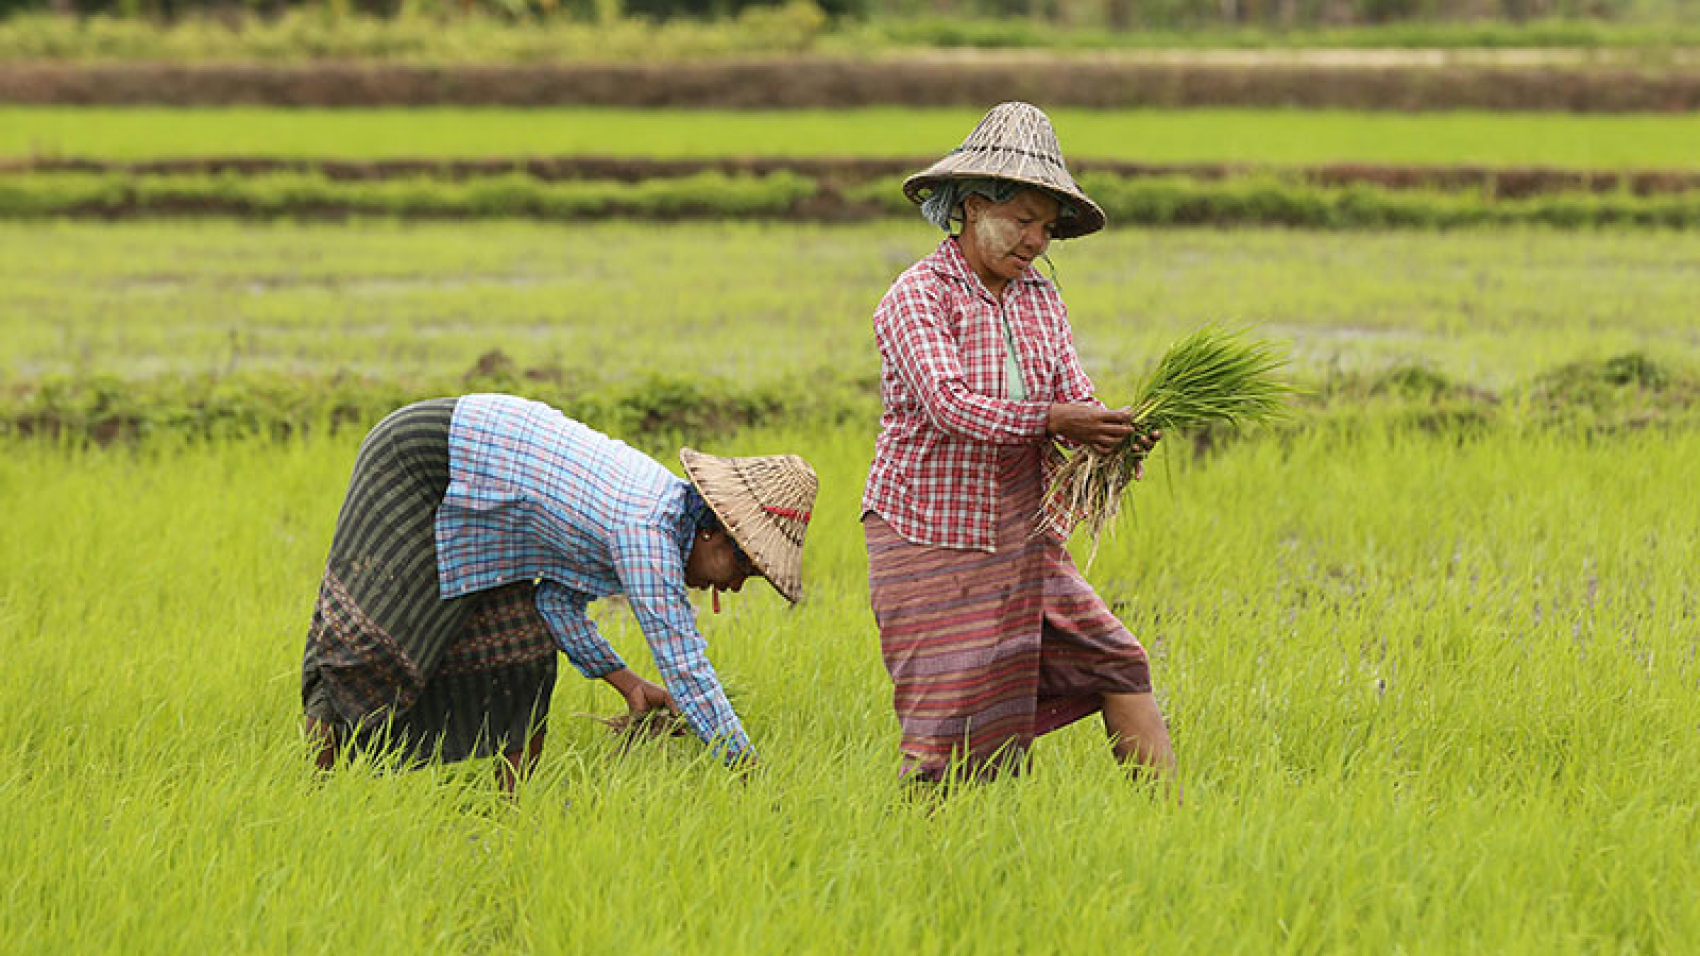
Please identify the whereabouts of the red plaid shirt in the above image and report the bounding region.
[862,237,1099,551]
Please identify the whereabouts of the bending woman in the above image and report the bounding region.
[862,102,1173,783]
[302,392,817,787]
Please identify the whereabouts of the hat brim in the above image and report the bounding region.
[903,169,1106,240]
[679,449,806,604]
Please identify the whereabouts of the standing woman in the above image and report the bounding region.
[302,392,817,787]
[863,102,1174,783]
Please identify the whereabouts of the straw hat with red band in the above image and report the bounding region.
[902,100,1105,240]
[679,448,818,604]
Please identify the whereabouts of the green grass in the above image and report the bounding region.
[16,169,1700,233]
[5,220,1696,397]
[15,170,1700,231]
[3,417,1696,952]
[9,106,1700,169]
[0,168,822,220]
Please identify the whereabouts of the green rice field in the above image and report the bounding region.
[7,221,1697,394]
[4,411,1697,952]
[9,106,1700,168]
[6,120,1700,949]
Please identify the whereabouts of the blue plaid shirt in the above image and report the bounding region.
[434,394,751,760]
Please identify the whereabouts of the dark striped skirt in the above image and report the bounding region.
[301,398,557,765]
[864,445,1152,781]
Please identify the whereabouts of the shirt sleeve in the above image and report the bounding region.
[875,280,1051,445]
[535,581,626,679]
[609,522,753,762]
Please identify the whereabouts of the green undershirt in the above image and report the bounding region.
[998,309,1027,401]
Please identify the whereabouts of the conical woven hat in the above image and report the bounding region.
[680,448,818,604]
[902,101,1105,240]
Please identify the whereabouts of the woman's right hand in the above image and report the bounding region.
[1047,403,1136,455]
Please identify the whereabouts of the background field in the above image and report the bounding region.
[11,107,1700,168]
[7,219,1699,389]
[5,7,1700,63]
[13,108,1700,231]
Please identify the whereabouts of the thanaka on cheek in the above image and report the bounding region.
[970,214,1022,263]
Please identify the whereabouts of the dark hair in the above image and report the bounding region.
[921,177,1076,234]
[697,509,724,535]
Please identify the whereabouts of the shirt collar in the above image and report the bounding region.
[674,483,710,559]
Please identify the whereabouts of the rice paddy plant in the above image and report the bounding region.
[1047,326,1294,550]
[3,419,1698,952]
[14,169,1700,230]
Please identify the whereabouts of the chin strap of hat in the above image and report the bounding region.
[763,506,812,524]
[1040,250,1062,291]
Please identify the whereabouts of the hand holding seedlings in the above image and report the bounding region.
[605,667,680,720]
[1044,327,1292,553]
[1047,403,1136,455]
[621,679,679,720]
[581,666,689,746]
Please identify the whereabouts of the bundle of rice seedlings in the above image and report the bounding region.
[573,710,690,740]
[1045,326,1293,553]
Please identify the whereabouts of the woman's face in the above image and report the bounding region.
[684,526,760,594]
[961,189,1061,292]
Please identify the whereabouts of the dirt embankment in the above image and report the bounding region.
[5,58,1700,110]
